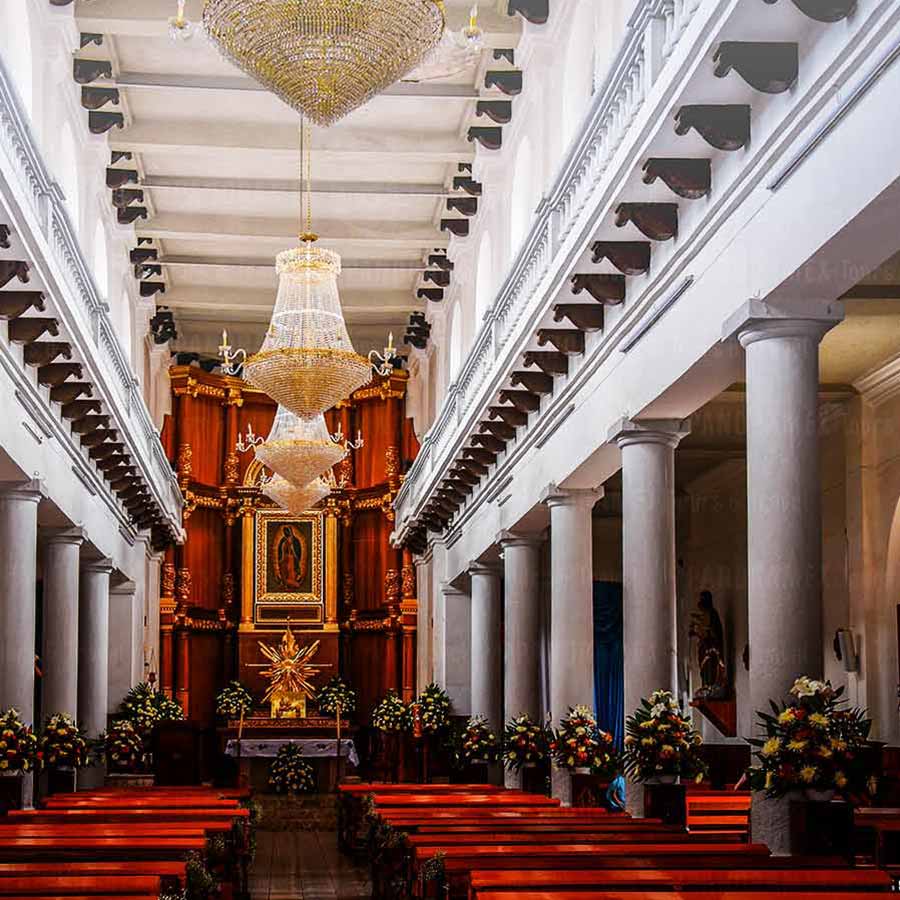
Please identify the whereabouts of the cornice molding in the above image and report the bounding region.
[853,351,900,407]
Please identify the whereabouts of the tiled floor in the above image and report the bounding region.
[250,830,371,900]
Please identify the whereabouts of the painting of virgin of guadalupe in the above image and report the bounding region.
[254,510,324,608]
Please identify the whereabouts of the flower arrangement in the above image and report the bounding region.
[268,743,315,794]
[371,690,409,733]
[0,708,38,773]
[417,683,452,734]
[117,683,185,738]
[461,716,500,763]
[502,713,549,771]
[747,676,871,798]
[215,681,254,719]
[38,713,90,770]
[550,705,618,774]
[624,690,706,783]
[103,720,144,773]
[317,676,356,718]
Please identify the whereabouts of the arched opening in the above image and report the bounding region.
[509,137,536,258]
[875,499,900,742]
[448,302,463,381]
[475,231,495,322]
[0,0,34,118]
[58,123,81,235]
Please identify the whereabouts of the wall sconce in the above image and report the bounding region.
[834,628,859,673]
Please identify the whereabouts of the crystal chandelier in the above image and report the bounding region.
[242,122,371,417]
[404,5,484,82]
[262,474,331,514]
[168,0,195,42]
[202,0,446,127]
[254,407,347,488]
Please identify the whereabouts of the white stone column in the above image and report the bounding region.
[78,558,114,790]
[442,584,472,715]
[108,580,138,716]
[469,563,503,731]
[498,532,543,789]
[543,485,601,803]
[726,300,842,855]
[41,528,84,719]
[142,545,163,686]
[609,419,689,718]
[0,481,41,808]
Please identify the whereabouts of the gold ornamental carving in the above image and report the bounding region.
[222,572,235,606]
[177,443,193,482]
[384,568,401,606]
[224,451,240,485]
[342,573,354,610]
[161,561,176,597]
[401,564,415,600]
[175,567,192,604]
[336,454,353,487]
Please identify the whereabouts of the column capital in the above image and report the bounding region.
[497,529,545,549]
[0,478,44,504]
[81,557,114,576]
[723,298,843,348]
[469,561,502,577]
[608,418,691,450]
[110,579,137,597]
[541,483,603,509]
[440,581,469,599]
[40,526,85,547]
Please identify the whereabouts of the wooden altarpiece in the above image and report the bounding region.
[157,365,419,733]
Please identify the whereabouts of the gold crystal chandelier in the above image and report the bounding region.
[254,407,346,488]
[203,0,445,127]
[242,122,371,417]
[262,473,331,514]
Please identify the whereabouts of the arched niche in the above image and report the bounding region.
[475,231,495,322]
[0,0,35,119]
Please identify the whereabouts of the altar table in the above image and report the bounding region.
[225,738,359,768]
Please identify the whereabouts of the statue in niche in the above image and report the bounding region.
[690,590,728,699]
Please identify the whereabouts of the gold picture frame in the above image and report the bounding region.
[254,509,324,614]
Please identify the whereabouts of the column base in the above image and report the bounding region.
[626,781,645,817]
[77,763,106,791]
[504,768,523,790]
[551,768,573,806]
[751,790,799,856]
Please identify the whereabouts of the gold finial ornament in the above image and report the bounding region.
[258,624,326,718]
[202,0,446,127]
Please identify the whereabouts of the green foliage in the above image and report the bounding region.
[0,708,38,773]
[215,681,254,719]
[421,851,446,883]
[268,742,316,794]
[184,851,217,900]
[317,676,357,718]
[103,719,144,773]
[39,713,91,771]
[746,676,872,798]
[550,705,618,775]
[371,690,410,733]
[416,682,452,734]
[461,715,500,763]
[117,683,184,738]
[623,690,707,783]
[502,713,549,771]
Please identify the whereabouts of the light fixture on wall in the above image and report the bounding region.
[834,628,859,673]
[203,0,445,126]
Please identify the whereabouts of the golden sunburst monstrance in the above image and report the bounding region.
[256,623,326,716]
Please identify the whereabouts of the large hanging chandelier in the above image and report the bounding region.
[202,0,445,127]
[254,407,347,488]
[242,122,371,417]
[262,474,331,514]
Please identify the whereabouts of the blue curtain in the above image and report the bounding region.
[593,581,624,749]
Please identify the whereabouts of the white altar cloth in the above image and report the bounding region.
[225,738,359,767]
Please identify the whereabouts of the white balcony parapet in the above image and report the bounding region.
[0,55,183,536]
[395,0,704,532]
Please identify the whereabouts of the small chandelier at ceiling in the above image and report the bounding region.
[242,122,371,417]
[262,474,331,514]
[254,408,347,488]
[404,5,484,82]
[202,0,446,127]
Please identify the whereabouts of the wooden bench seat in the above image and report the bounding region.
[0,835,207,861]
[6,808,247,824]
[0,876,160,897]
[474,892,888,900]
[0,895,158,900]
[468,867,892,896]
[371,794,561,807]
[414,822,673,834]
[0,823,228,838]
[409,831,745,847]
